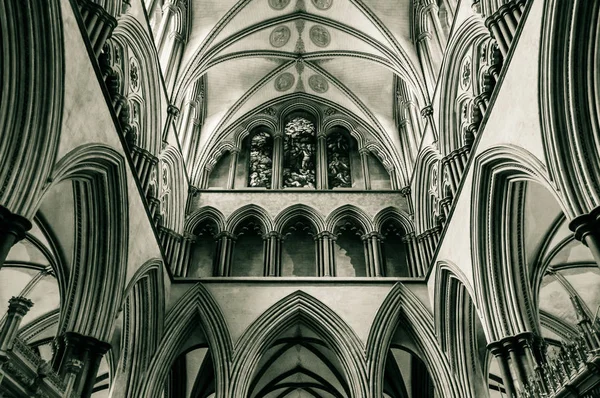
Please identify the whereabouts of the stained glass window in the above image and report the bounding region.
[283,117,316,188]
[248,131,273,188]
[326,131,352,188]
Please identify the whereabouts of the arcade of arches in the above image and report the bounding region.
[1,0,600,397]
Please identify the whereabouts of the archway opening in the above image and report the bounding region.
[281,217,317,277]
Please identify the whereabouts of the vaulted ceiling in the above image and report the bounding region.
[172,0,427,168]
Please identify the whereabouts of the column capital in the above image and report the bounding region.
[0,206,33,242]
[167,104,180,118]
[64,359,84,375]
[188,185,200,196]
[316,231,336,240]
[359,147,370,156]
[263,231,283,240]
[569,206,600,243]
[400,186,411,196]
[7,296,34,316]
[63,332,112,356]
[216,231,236,240]
[420,105,434,118]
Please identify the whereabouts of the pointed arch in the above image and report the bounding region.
[138,284,232,398]
[325,205,373,234]
[539,0,600,216]
[367,282,463,397]
[470,145,566,342]
[185,206,226,235]
[230,290,368,397]
[158,145,187,233]
[412,146,442,233]
[373,207,414,235]
[434,261,486,398]
[43,144,129,342]
[226,204,273,234]
[112,14,164,155]
[274,205,326,234]
[0,0,64,217]
[111,258,165,398]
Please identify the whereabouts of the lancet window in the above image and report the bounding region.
[282,117,316,188]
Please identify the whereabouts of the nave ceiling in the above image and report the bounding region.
[165,0,427,174]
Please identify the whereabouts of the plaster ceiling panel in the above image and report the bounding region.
[523,182,562,266]
[304,0,390,46]
[21,276,60,327]
[549,240,594,266]
[213,21,299,57]
[301,21,389,58]
[538,278,577,325]
[360,0,420,65]
[560,268,600,313]
[200,58,284,148]
[211,0,293,48]
[182,0,241,66]
[317,57,399,146]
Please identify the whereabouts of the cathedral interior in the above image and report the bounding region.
[1,0,600,397]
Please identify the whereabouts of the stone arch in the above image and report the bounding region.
[434,261,486,398]
[273,204,326,234]
[373,207,414,235]
[438,16,491,157]
[413,146,442,233]
[138,284,232,398]
[43,144,129,342]
[367,282,463,397]
[112,14,164,155]
[158,145,187,233]
[226,204,273,235]
[110,258,165,398]
[325,205,373,234]
[539,0,600,217]
[230,290,368,397]
[185,206,226,235]
[0,0,64,217]
[470,145,567,342]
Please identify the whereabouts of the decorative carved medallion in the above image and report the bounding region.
[275,73,295,91]
[308,74,328,93]
[460,56,471,90]
[270,26,291,47]
[311,0,333,10]
[269,0,291,9]
[129,58,140,91]
[325,107,336,116]
[309,25,330,47]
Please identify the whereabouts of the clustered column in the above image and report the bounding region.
[271,134,284,189]
[442,146,469,196]
[484,0,526,57]
[359,149,371,190]
[316,132,328,189]
[158,226,183,274]
[263,232,283,276]
[172,232,196,277]
[76,0,118,58]
[362,232,384,277]
[0,297,33,359]
[162,104,180,145]
[0,206,32,269]
[131,147,158,194]
[569,207,600,269]
[316,232,336,276]
[214,232,236,276]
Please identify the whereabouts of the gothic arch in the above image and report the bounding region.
[539,0,600,217]
[230,290,369,397]
[138,284,232,398]
[185,206,226,235]
[434,262,486,398]
[373,207,414,235]
[0,0,64,217]
[112,14,164,155]
[43,144,129,342]
[367,282,463,397]
[325,204,373,234]
[274,204,326,234]
[438,16,490,156]
[158,145,187,233]
[226,204,273,234]
[110,258,165,398]
[413,146,442,234]
[470,145,567,342]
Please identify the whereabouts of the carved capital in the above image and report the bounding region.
[7,296,34,317]
[420,105,434,118]
[0,206,32,243]
[167,104,180,118]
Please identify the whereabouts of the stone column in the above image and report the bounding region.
[316,232,336,276]
[359,149,371,190]
[569,207,600,269]
[0,297,33,358]
[164,32,185,92]
[362,232,384,277]
[418,32,437,92]
[422,0,447,51]
[488,343,517,397]
[316,132,328,189]
[263,232,282,276]
[161,104,180,145]
[175,233,195,277]
[226,149,240,190]
[77,0,118,58]
[402,234,418,277]
[0,206,32,269]
[214,232,235,276]
[63,359,84,398]
[271,134,284,189]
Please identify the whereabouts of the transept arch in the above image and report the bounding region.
[229,290,369,397]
